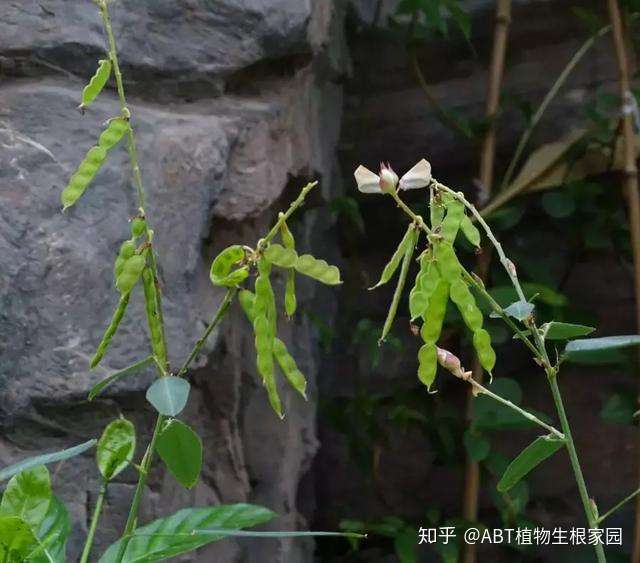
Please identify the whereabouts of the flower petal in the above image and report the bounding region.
[354,165,382,194]
[399,159,432,190]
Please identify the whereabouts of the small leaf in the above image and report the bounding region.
[97,418,136,481]
[0,466,51,530]
[99,504,275,562]
[492,300,534,321]
[497,435,565,492]
[601,393,636,426]
[565,335,640,359]
[0,440,96,482]
[463,430,490,462]
[156,420,202,489]
[145,377,190,417]
[541,322,595,341]
[88,356,154,400]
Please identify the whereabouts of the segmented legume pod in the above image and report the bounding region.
[430,191,445,228]
[434,243,462,282]
[142,267,167,367]
[80,59,112,110]
[98,117,129,151]
[273,338,307,399]
[440,196,465,243]
[449,278,483,332]
[370,224,415,289]
[114,239,136,282]
[209,245,248,287]
[263,356,283,419]
[253,314,275,383]
[90,293,130,368]
[460,215,481,248]
[238,289,256,323]
[130,217,147,239]
[417,342,438,389]
[420,279,449,344]
[60,145,108,210]
[116,253,146,295]
[285,269,297,318]
[295,254,341,285]
[279,219,295,250]
[264,244,298,269]
[473,328,496,374]
[380,226,417,343]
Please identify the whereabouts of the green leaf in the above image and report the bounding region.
[28,496,70,563]
[541,322,596,341]
[0,516,40,562]
[0,440,96,483]
[145,377,190,417]
[463,430,490,462]
[497,435,565,492]
[491,300,534,321]
[99,504,275,562]
[156,420,202,489]
[394,526,418,563]
[89,356,154,400]
[565,335,640,358]
[601,393,636,426]
[0,467,51,531]
[541,191,575,218]
[97,418,136,481]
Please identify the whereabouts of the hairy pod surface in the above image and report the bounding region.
[460,215,481,247]
[98,117,129,151]
[420,279,449,344]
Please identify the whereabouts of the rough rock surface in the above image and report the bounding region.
[0,1,345,561]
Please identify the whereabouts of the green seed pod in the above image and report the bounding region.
[370,224,415,289]
[114,255,125,282]
[273,338,307,399]
[473,328,496,374]
[142,267,167,367]
[119,240,136,260]
[449,278,483,332]
[409,288,428,321]
[460,215,481,248]
[253,314,274,382]
[60,145,108,210]
[80,59,112,110]
[98,117,129,150]
[91,293,130,368]
[130,217,147,239]
[434,243,462,282]
[263,357,283,419]
[430,200,445,229]
[294,254,341,285]
[209,245,248,287]
[264,243,298,269]
[417,343,437,389]
[280,219,295,250]
[116,254,146,294]
[420,279,449,344]
[380,227,416,343]
[284,269,297,318]
[238,289,256,323]
[441,197,465,243]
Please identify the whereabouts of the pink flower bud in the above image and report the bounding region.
[436,346,464,378]
[379,162,399,193]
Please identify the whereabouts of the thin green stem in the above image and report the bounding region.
[176,288,238,378]
[114,414,164,563]
[598,485,640,523]
[548,374,606,563]
[469,376,564,438]
[499,25,612,193]
[80,481,107,563]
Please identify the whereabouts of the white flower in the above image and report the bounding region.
[354,159,432,194]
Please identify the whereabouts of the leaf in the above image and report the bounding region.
[156,420,202,489]
[463,430,490,462]
[601,393,636,426]
[541,322,595,341]
[497,435,565,492]
[0,466,51,531]
[99,504,275,562]
[89,356,154,400]
[28,496,70,563]
[97,418,136,481]
[491,300,534,321]
[145,377,190,417]
[565,335,640,358]
[394,526,418,563]
[541,191,575,218]
[0,440,96,482]
[0,516,40,561]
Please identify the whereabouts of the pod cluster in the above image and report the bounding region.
[210,220,341,418]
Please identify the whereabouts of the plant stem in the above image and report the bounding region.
[79,481,107,563]
[598,485,640,524]
[548,374,606,563]
[176,288,237,378]
[99,0,169,373]
[469,377,564,438]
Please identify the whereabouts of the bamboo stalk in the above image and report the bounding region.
[461,4,511,563]
[606,2,640,561]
